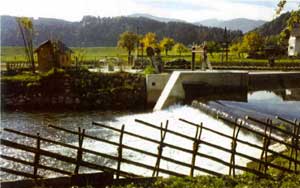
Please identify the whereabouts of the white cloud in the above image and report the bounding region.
[0,0,299,22]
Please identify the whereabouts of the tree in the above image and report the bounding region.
[277,0,300,41]
[206,41,221,58]
[276,0,287,15]
[16,17,35,73]
[142,32,158,49]
[159,37,175,56]
[174,43,189,57]
[265,35,280,46]
[230,42,248,58]
[241,32,264,55]
[287,10,300,30]
[230,43,240,58]
[117,31,139,64]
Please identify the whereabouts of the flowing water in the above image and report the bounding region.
[1,105,263,181]
[1,86,300,181]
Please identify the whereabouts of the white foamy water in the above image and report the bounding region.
[1,105,263,180]
[82,105,263,177]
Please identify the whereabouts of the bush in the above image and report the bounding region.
[143,65,156,75]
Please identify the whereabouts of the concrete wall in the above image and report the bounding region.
[150,70,300,111]
[249,72,300,91]
[146,73,171,106]
[154,70,249,110]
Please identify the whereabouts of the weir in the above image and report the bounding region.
[149,71,300,111]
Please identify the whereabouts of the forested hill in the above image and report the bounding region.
[1,15,243,47]
[253,12,290,36]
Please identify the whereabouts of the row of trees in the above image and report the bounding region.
[117,31,189,61]
[230,32,265,58]
[117,29,287,62]
[115,2,300,61]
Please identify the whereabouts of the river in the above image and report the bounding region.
[1,87,300,181]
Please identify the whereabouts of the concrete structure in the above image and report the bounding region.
[146,73,171,106]
[249,71,300,91]
[153,71,249,111]
[151,71,300,111]
[34,40,73,72]
[288,27,300,56]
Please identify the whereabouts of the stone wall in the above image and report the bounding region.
[1,70,146,111]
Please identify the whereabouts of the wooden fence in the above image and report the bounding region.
[1,115,299,183]
[4,62,32,72]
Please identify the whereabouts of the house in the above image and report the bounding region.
[288,26,300,56]
[34,40,73,72]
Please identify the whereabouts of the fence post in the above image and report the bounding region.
[33,132,41,179]
[294,119,300,172]
[259,119,269,172]
[295,120,299,172]
[289,120,298,170]
[116,125,125,179]
[190,122,203,177]
[153,120,168,177]
[264,119,273,175]
[191,48,195,71]
[229,119,241,177]
[74,127,85,175]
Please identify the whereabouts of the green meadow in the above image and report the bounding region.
[1,46,299,64]
[1,46,192,63]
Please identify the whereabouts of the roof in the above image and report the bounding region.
[34,40,73,53]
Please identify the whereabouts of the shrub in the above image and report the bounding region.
[143,65,156,75]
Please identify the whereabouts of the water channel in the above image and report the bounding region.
[1,86,300,181]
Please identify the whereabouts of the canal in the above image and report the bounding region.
[1,85,300,181]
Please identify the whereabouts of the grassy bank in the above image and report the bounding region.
[116,173,300,188]
[1,68,146,111]
[111,147,300,188]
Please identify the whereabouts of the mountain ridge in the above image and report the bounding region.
[194,18,266,33]
[127,13,267,33]
[128,13,186,23]
[0,15,243,47]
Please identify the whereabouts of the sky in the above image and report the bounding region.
[1,0,299,22]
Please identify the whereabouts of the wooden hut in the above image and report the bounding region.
[34,40,73,72]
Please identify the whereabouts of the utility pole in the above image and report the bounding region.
[136,26,139,58]
[224,27,229,62]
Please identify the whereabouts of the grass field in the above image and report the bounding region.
[1,46,300,64]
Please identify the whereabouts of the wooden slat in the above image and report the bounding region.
[276,116,299,128]
[33,133,41,178]
[218,116,296,149]
[190,122,203,177]
[135,119,196,142]
[1,172,113,188]
[74,128,85,174]
[153,121,168,177]
[179,119,300,165]
[0,139,138,178]
[4,127,208,175]
[246,116,299,139]
[0,167,41,179]
[1,138,185,177]
[0,155,72,175]
[94,120,293,174]
[48,124,224,176]
[92,123,231,176]
[198,137,293,173]
[116,125,125,179]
